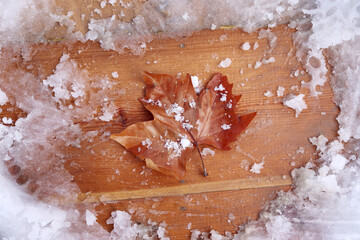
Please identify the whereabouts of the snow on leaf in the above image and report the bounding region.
[111,72,256,178]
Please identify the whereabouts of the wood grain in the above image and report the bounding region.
[1,24,338,239]
[75,176,292,203]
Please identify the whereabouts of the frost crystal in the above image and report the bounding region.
[221,124,231,130]
[142,138,153,149]
[283,94,307,117]
[111,71,119,78]
[218,58,232,68]
[276,86,285,96]
[241,42,251,50]
[0,89,9,106]
[250,162,264,174]
[201,148,215,157]
[86,210,97,226]
[254,61,262,69]
[2,117,12,125]
[191,75,201,93]
[214,84,225,91]
[264,90,273,97]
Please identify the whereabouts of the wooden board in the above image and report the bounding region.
[1,24,338,239]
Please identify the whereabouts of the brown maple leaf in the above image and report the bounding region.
[110,72,256,178]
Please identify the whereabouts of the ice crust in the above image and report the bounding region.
[1,0,360,239]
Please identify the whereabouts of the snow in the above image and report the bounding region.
[85,210,97,226]
[182,12,189,21]
[99,102,117,122]
[0,89,8,105]
[330,154,348,173]
[2,117,13,125]
[221,124,231,130]
[241,42,251,50]
[111,71,119,78]
[166,103,185,122]
[309,135,328,153]
[142,138,153,149]
[218,58,232,68]
[254,61,262,69]
[214,84,225,91]
[107,210,167,239]
[43,54,86,103]
[277,86,285,96]
[262,57,275,64]
[201,148,215,157]
[220,93,227,102]
[250,162,264,174]
[191,75,199,88]
[180,138,191,148]
[283,94,307,117]
[264,90,273,97]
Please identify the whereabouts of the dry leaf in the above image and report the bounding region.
[111,72,256,178]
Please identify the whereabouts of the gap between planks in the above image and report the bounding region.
[57,176,292,205]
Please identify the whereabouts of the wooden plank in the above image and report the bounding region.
[94,185,291,239]
[1,24,338,239]
[74,176,292,203]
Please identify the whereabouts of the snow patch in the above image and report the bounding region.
[250,162,264,174]
[283,94,307,117]
[218,58,232,68]
[0,89,9,106]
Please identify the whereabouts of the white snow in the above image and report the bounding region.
[218,58,232,68]
[111,71,119,78]
[214,84,225,91]
[99,102,117,122]
[330,154,348,173]
[250,162,264,174]
[141,138,153,149]
[100,1,107,8]
[309,135,328,153]
[86,210,97,226]
[254,61,262,69]
[262,57,275,64]
[241,42,251,50]
[0,89,8,105]
[191,75,202,93]
[182,12,189,21]
[2,117,12,125]
[190,75,199,88]
[180,138,191,148]
[219,93,227,102]
[107,210,167,239]
[264,90,273,97]
[164,135,192,159]
[277,86,285,96]
[201,148,215,157]
[43,54,86,103]
[166,103,185,122]
[283,94,307,117]
[221,124,231,130]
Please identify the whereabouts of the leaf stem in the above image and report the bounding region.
[186,130,208,177]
